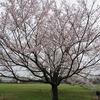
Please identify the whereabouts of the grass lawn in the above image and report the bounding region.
[0,84,99,100]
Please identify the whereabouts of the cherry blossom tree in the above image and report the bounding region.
[0,0,100,100]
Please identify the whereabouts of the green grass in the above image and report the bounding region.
[0,84,99,100]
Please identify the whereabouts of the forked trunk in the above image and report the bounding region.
[51,85,58,100]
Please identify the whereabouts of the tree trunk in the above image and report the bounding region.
[51,85,58,100]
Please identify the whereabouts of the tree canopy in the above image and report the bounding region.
[0,0,100,100]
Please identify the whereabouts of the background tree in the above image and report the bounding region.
[0,0,100,100]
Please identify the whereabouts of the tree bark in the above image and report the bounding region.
[51,85,58,100]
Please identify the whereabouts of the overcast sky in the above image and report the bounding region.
[1,0,100,5]
[56,0,100,4]
[56,0,100,8]
[0,0,100,8]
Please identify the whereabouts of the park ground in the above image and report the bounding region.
[0,84,99,100]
